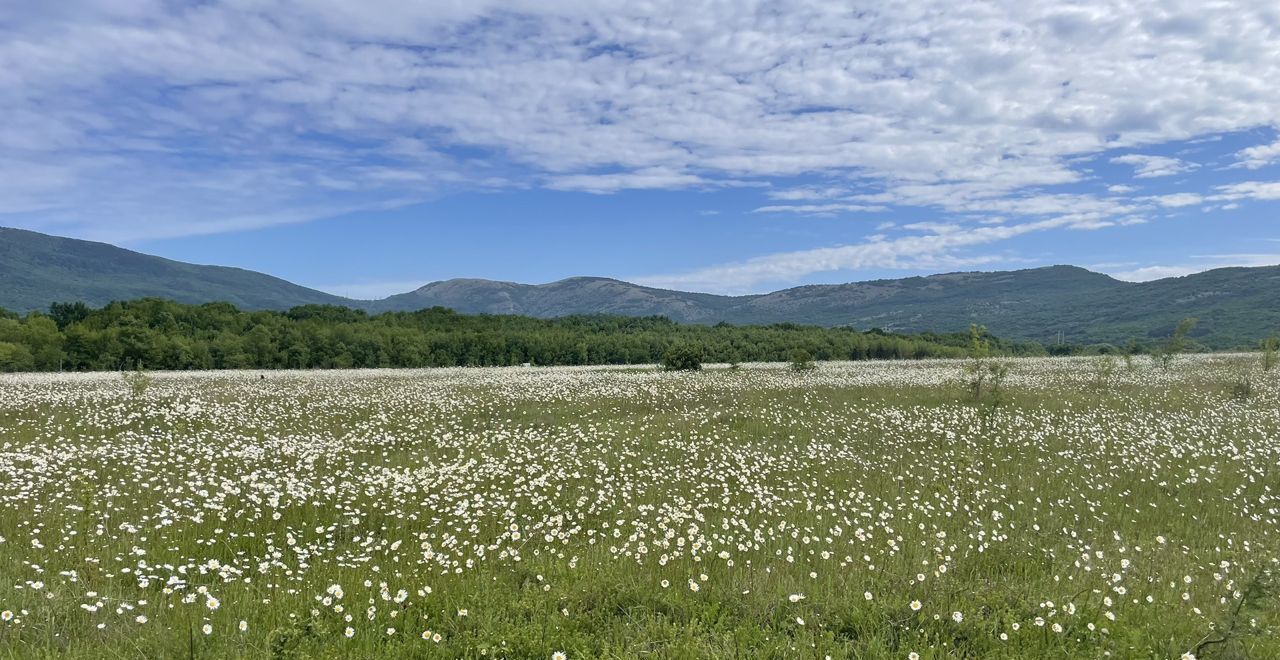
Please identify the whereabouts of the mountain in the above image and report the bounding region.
[716,266,1124,329]
[0,227,353,311]
[375,267,1280,348]
[371,277,738,321]
[3,227,1278,348]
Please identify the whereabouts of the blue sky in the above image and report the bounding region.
[3,1,1280,298]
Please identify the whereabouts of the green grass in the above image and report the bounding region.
[0,357,1278,658]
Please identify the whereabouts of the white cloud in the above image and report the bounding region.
[767,186,857,201]
[1110,154,1196,178]
[0,0,1279,263]
[636,217,1073,293]
[752,203,886,215]
[547,168,710,194]
[1109,265,1202,281]
[1235,139,1280,169]
[1145,193,1203,207]
[1109,253,1280,282]
[900,222,964,234]
[1213,181,1280,201]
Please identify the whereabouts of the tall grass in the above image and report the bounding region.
[0,356,1276,658]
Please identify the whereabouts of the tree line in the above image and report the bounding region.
[0,298,1049,373]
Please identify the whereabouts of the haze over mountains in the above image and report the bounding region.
[3,227,1278,349]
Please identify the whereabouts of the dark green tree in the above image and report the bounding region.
[661,343,703,371]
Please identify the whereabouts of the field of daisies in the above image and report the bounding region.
[1,355,1277,659]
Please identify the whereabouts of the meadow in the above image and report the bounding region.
[0,356,1277,659]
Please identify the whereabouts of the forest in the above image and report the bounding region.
[0,298,1049,372]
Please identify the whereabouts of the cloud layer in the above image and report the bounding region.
[3,1,1280,287]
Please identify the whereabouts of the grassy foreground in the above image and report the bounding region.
[0,356,1278,658]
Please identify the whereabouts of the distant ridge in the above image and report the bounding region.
[370,276,739,321]
[0,227,353,311]
[3,227,1278,348]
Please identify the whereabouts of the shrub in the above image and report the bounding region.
[789,349,816,371]
[1153,317,1198,370]
[964,325,1009,406]
[121,363,153,397]
[661,344,703,371]
[1229,374,1254,401]
[1120,341,1141,371]
[1091,354,1117,389]
[1262,334,1278,372]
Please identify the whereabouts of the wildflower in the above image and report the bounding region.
[206,596,220,611]
[789,593,805,603]
[344,627,355,638]
[910,600,922,611]
[239,620,248,632]
[795,616,805,625]
[553,653,568,660]
[952,611,963,623]
[135,615,147,624]
[201,624,212,635]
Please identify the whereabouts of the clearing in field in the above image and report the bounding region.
[0,356,1277,658]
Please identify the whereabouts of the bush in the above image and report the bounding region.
[1262,334,1278,372]
[661,344,703,371]
[1229,374,1254,401]
[121,363,153,397]
[789,349,816,371]
[964,325,1009,406]
[1091,354,1117,389]
[1153,317,1198,370]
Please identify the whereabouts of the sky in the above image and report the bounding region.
[3,1,1280,298]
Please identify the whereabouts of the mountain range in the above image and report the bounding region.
[3,226,1278,348]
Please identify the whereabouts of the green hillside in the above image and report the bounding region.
[2,227,1278,349]
[0,227,354,312]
